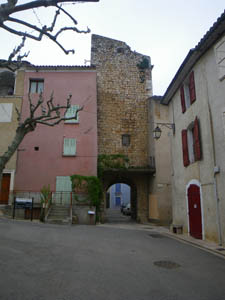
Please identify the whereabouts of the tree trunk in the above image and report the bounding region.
[0,125,27,192]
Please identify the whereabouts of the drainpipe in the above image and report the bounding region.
[207,100,222,246]
[213,168,222,246]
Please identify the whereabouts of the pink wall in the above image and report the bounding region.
[14,69,97,191]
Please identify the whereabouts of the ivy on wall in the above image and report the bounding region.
[70,174,103,221]
[137,57,150,83]
[98,154,129,179]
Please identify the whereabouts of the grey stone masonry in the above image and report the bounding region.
[91,34,153,167]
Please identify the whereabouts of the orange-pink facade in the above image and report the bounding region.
[14,67,97,191]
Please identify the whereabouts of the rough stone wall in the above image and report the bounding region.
[91,34,152,167]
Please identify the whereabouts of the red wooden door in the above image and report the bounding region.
[0,174,10,204]
[187,184,202,239]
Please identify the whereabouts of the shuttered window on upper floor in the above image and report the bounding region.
[29,79,44,94]
[65,105,79,124]
[180,71,196,113]
[214,36,225,81]
[0,103,13,122]
[181,117,202,167]
[63,138,76,156]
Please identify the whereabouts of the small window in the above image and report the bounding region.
[0,103,13,122]
[180,71,196,113]
[122,134,130,146]
[29,79,44,94]
[65,105,79,124]
[0,71,15,96]
[181,117,202,167]
[63,138,76,156]
[187,123,195,164]
[215,36,225,81]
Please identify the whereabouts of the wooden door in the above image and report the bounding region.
[187,184,202,239]
[0,174,11,204]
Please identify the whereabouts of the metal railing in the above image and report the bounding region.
[11,191,91,206]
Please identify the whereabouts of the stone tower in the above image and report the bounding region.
[91,34,154,222]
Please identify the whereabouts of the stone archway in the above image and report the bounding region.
[100,169,152,223]
[105,176,137,221]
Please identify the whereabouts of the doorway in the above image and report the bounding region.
[0,174,11,205]
[187,184,202,239]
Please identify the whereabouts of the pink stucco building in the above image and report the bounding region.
[14,65,97,193]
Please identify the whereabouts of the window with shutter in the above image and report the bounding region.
[180,70,196,113]
[187,125,195,164]
[65,105,79,123]
[0,103,13,122]
[214,36,225,81]
[181,129,190,167]
[182,117,202,167]
[180,85,186,113]
[189,71,196,104]
[193,117,201,161]
[63,138,76,156]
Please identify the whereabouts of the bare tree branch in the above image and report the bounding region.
[0,0,99,62]
[0,91,85,178]
[15,105,21,122]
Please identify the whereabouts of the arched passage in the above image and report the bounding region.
[103,175,138,222]
[106,183,130,209]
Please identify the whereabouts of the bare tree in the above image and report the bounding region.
[0,92,83,187]
[0,0,98,193]
[0,0,99,67]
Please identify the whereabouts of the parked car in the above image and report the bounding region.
[123,203,131,215]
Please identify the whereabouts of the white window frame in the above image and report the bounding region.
[187,122,195,164]
[29,79,44,94]
[183,78,191,109]
[65,105,79,124]
[214,36,225,81]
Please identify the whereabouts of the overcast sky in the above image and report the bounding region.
[1,0,224,95]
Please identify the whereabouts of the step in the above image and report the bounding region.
[46,218,70,225]
[49,210,69,215]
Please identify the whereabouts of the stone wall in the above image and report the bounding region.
[91,35,153,222]
[91,34,152,167]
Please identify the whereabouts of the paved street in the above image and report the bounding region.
[0,218,225,300]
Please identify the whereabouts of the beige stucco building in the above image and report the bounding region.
[161,11,225,245]
[0,67,24,204]
[148,96,172,225]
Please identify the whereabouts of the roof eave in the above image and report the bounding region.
[161,10,225,105]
